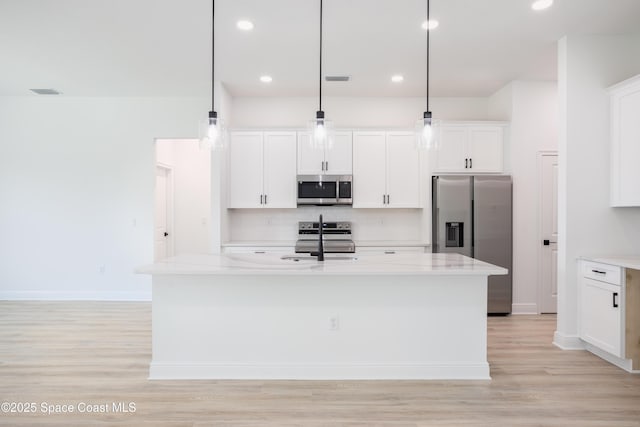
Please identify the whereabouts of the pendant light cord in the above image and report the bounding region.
[211,0,215,111]
[426,0,430,112]
[319,0,323,112]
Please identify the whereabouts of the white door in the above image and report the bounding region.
[228,132,264,208]
[154,166,172,261]
[352,132,387,208]
[539,153,559,313]
[386,132,421,208]
[325,131,353,174]
[468,127,503,172]
[263,132,297,208]
[435,126,468,172]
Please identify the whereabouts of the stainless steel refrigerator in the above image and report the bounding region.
[432,175,513,314]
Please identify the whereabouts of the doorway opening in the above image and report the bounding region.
[154,139,211,260]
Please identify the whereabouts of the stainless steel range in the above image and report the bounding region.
[295,221,355,254]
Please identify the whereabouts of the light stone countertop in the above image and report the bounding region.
[137,252,508,277]
[580,255,640,270]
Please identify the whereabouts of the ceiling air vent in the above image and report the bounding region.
[325,76,350,82]
[30,88,62,95]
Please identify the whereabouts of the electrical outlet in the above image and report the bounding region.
[329,315,340,331]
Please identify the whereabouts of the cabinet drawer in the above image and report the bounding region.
[582,261,621,285]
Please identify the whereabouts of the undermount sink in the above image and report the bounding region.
[280,255,359,262]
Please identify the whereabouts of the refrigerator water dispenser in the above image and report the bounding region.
[446,222,464,247]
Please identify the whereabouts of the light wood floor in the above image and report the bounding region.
[1,302,639,426]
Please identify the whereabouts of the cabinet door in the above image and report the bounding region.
[386,132,421,208]
[611,83,640,206]
[228,132,264,208]
[297,132,324,175]
[435,126,468,172]
[325,131,353,174]
[353,132,386,208]
[468,126,503,172]
[580,277,623,357]
[263,132,297,208]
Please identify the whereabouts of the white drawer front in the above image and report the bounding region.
[582,261,622,285]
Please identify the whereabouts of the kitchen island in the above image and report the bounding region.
[137,252,507,380]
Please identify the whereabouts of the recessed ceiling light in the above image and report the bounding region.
[391,75,404,83]
[236,20,254,31]
[260,75,272,83]
[29,88,61,95]
[421,19,439,30]
[531,0,553,11]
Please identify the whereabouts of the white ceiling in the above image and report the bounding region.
[1,0,640,98]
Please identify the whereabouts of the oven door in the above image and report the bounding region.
[297,176,338,205]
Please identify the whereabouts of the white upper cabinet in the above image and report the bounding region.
[353,131,421,208]
[386,132,422,208]
[228,131,297,209]
[434,123,505,173]
[297,131,352,175]
[609,74,640,207]
[352,132,387,208]
[228,132,264,208]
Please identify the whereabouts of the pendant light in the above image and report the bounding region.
[308,0,333,149]
[418,0,435,149]
[200,0,225,150]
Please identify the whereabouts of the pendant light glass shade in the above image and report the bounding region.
[199,110,226,150]
[416,111,436,149]
[307,110,334,150]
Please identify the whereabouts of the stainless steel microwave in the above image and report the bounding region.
[297,175,352,206]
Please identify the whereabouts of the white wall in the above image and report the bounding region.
[0,96,207,300]
[231,96,490,128]
[489,81,559,314]
[156,139,211,256]
[555,34,640,348]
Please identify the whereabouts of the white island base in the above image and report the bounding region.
[140,253,507,380]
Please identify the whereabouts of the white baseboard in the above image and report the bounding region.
[511,303,538,315]
[582,342,639,373]
[0,291,151,301]
[553,331,585,350]
[149,361,491,381]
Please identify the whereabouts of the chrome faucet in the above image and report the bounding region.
[310,214,325,261]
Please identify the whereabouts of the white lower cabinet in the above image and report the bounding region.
[222,246,294,254]
[578,259,640,372]
[580,276,622,357]
[356,246,426,255]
